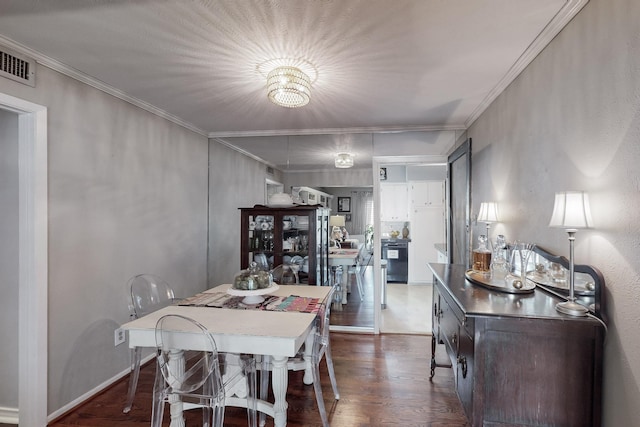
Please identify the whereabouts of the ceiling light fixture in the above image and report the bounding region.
[335,152,354,168]
[267,66,311,108]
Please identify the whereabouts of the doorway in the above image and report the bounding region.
[0,93,48,427]
[373,156,447,334]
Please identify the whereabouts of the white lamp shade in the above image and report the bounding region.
[549,191,593,229]
[477,202,499,223]
[329,215,346,227]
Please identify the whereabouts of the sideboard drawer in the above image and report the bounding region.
[439,294,459,364]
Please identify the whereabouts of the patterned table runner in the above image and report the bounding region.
[178,292,321,314]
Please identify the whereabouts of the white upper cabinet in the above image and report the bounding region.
[380,183,409,221]
[410,181,444,207]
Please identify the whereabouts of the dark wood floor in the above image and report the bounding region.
[49,333,469,426]
[330,266,374,328]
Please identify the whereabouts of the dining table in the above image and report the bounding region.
[329,245,364,304]
[121,283,331,427]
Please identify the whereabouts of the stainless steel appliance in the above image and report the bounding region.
[381,239,409,282]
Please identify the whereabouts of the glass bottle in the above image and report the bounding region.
[490,235,509,280]
[472,234,492,273]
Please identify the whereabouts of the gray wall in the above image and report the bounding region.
[0,109,18,408]
[207,141,282,285]
[467,0,640,424]
[0,65,209,413]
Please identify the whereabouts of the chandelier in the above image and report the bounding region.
[267,66,311,108]
[335,152,354,168]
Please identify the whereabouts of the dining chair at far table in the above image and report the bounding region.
[259,285,340,427]
[124,274,178,413]
[153,314,257,427]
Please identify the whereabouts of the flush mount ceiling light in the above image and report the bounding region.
[267,66,311,108]
[335,152,354,168]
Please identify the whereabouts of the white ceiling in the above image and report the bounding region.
[0,0,586,170]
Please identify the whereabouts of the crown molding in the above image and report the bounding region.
[208,124,464,139]
[211,137,278,168]
[0,35,208,138]
[464,0,589,129]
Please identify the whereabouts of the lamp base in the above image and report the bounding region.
[555,300,589,317]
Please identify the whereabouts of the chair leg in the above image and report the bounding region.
[312,360,330,427]
[202,403,213,427]
[324,343,340,400]
[123,346,142,413]
[259,356,270,427]
[241,355,258,427]
[150,363,165,427]
[213,405,225,427]
[354,266,365,301]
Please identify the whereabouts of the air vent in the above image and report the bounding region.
[0,46,36,87]
[266,166,275,175]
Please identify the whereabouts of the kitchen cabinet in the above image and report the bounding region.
[380,183,409,221]
[429,262,605,427]
[240,205,330,285]
[408,206,445,283]
[410,180,444,207]
[408,180,445,283]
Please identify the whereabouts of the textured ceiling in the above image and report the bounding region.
[0,0,586,169]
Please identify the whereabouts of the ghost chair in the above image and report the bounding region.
[152,314,257,427]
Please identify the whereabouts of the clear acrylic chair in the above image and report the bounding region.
[123,274,177,413]
[270,264,298,284]
[153,314,257,427]
[259,285,340,427]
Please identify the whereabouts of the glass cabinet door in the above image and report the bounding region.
[247,214,275,270]
[282,214,310,283]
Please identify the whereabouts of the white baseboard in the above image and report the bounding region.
[47,353,155,422]
[0,406,19,424]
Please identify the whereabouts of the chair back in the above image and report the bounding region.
[313,285,336,356]
[129,274,175,318]
[270,264,298,284]
[154,314,223,396]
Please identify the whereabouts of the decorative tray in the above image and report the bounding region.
[227,283,279,305]
[525,271,595,296]
[465,270,536,294]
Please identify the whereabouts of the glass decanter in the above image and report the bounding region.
[490,234,509,280]
[472,234,492,273]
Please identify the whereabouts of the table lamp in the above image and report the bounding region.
[477,202,499,238]
[548,191,592,316]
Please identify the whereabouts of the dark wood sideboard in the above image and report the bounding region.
[429,262,605,427]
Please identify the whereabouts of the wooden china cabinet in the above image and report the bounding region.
[239,205,330,285]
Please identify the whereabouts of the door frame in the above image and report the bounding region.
[0,92,48,426]
[372,155,447,334]
[447,138,472,267]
